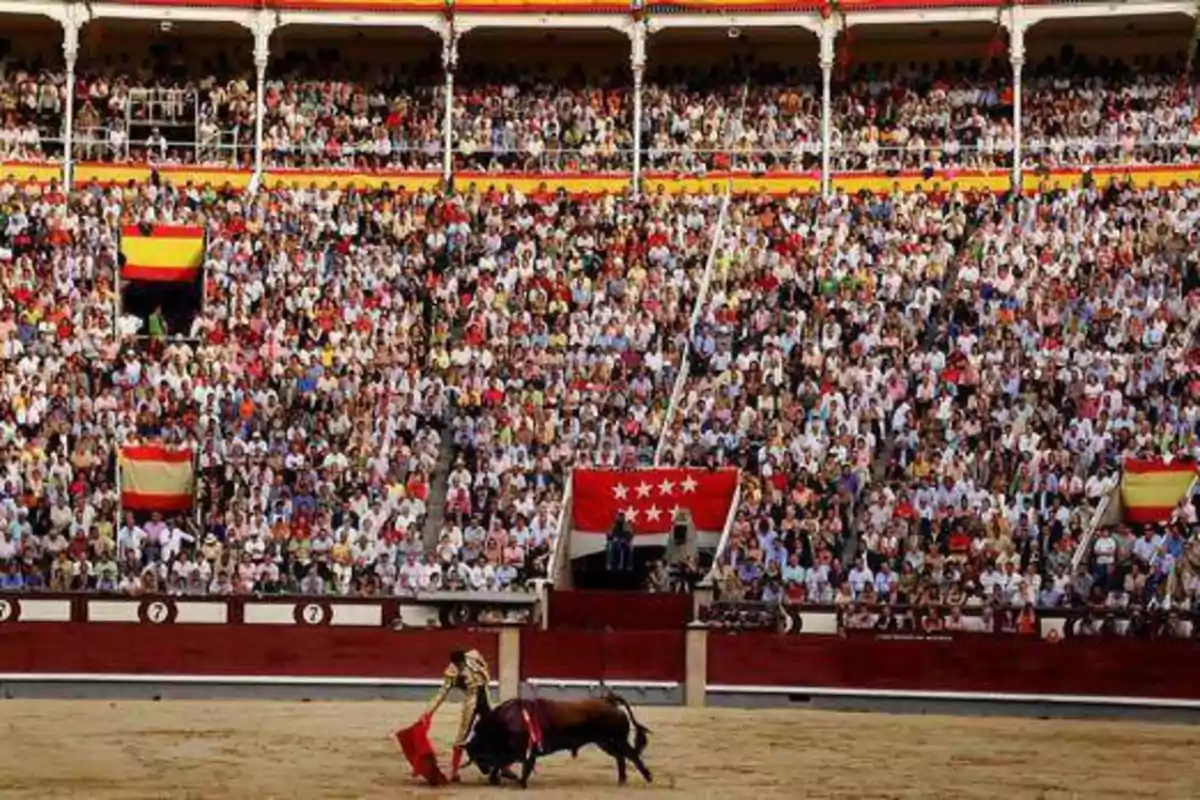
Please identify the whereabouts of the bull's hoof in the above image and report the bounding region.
[488,771,501,786]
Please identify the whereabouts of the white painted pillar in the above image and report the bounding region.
[685,624,708,708]
[441,29,458,185]
[498,626,521,702]
[62,19,79,190]
[1010,23,1025,194]
[630,24,646,196]
[252,15,273,184]
[819,22,835,199]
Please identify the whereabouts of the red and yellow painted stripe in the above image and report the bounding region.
[1121,459,1197,525]
[110,0,1012,10]
[120,225,206,283]
[1023,165,1200,194]
[0,162,60,183]
[6,161,1200,197]
[263,169,443,191]
[119,445,196,513]
[118,0,634,10]
[75,163,253,188]
[833,169,1011,195]
[455,171,630,195]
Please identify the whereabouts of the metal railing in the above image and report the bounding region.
[543,472,574,591]
[72,126,253,166]
[128,87,197,126]
[264,141,444,169]
[1070,491,1115,575]
[654,191,731,465]
[11,125,1200,191]
[652,82,747,464]
[452,146,631,173]
[701,480,742,588]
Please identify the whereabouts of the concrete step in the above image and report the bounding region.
[421,421,458,550]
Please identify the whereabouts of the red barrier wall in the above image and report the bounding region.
[521,629,685,684]
[548,589,692,631]
[0,624,496,679]
[708,633,1200,699]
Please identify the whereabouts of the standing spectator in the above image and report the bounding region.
[607,511,633,573]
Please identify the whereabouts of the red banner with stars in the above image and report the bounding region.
[570,468,739,537]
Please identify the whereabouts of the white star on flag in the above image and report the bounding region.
[669,506,684,519]
[636,482,653,499]
[623,507,639,523]
[680,476,698,493]
[645,506,662,522]
[613,483,629,500]
[658,478,675,495]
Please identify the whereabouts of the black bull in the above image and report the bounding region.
[463,688,653,788]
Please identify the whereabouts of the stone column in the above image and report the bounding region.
[1009,23,1026,194]
[252,14,273,184]
[441,29,459,185]
[61,17,79,189]
[630,23,647,196]
[819,21,836,199]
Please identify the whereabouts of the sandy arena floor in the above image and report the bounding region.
[1,700,1199,799]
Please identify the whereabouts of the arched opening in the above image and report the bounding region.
[266,25,442,172]
[832,21,1011,174]
[454,27,631,174]
[1023,14,1194,170]
[647,27,819,175]
[0,15,71,163]
[75,19,253,166]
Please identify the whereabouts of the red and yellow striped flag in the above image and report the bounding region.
[1121,459,1197,524]
[119,225,204,283]
[119,445,195,512]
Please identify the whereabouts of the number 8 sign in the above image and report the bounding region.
[0,598,15,623]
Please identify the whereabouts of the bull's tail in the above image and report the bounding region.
[606,692,650,757]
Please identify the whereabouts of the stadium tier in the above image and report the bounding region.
[0,0,1198,639]
[2,1,1200,192]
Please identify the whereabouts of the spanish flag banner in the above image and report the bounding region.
[119,445,196,512]
[1121,459,1197,524]
[119,225,205,283]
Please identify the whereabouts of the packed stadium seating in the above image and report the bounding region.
[690,183,1200,614]
[0,2,1198,625]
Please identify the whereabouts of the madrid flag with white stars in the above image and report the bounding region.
[569,468,739,557]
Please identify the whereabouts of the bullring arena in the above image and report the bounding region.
[3,0,1200,797]
[5,700,1200,799]
[5,599,1200,798]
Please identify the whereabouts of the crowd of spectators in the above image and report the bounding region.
[1024,52,1200,168]
[684,181,1200,615]
[431,189,723,587]
[451,65,633,173]
[832,62,1015,172]
[0,62,62,162]
[3,39,1200,608]
[262,52,443,171]
[6,46,1200,172]
[0,51,255,166]
[0,173,725,597]
[4,175,1194,602]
